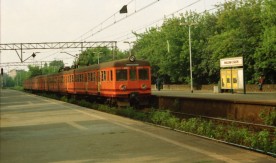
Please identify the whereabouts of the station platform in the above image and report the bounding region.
[152,90,276,104]
[152,90,276,124]
[1,89,275,162]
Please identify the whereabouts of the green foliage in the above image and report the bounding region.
[179,118,201,133]
[78,99,91,108]
[28,65,42,78]
[68,97,77,104]
[97,104,117,114]
[225,127,251,145]
[150,110,172,125]
[2,73,15,87]
[196,120,215,138]
[251,130,271,152]
[147,110,274,153]
[12,86,24,91]
[259,110,276,126]
[27,60,65,78]
[60,96,68,102]
[271,138,276,153]
[117,107,136,118]
[77,47,128,66]
[133,0,276,84]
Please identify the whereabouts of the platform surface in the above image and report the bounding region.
[1,89,275,163]
[152,90,276,104]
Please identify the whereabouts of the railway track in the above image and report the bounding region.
[169,111,275,133]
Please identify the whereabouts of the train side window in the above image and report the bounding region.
[91,72,94,81]
[106,71,109,81]
[97,72,100,82]
[129,68,137,81]
[139,68,149,80]
[93,73,95,82]
[93,72,96,81]
[90,73,93,81]
[116,69,127,81]
[101,71,106,81]
[91,73,93,81]
[110,70,113,81]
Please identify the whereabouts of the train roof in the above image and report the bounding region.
[26,58,150,79]
[74,58,150,72]
[74,64,99,73]
[99,59,150,68]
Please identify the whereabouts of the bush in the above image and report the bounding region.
[78,99,91,108]
[251,130,271,152]
[165,116,180,129]
[272,138,276,154]
[179,118,200,133]
[150,110,172,125]
[13,86,23,91]
[259,110,276,126]
[117,107,136,118]
[68,97,77,104]
[214,124,225,139]
[60,96,68,102]
[225,127,251,145]
[97,104,117,114]
[196,120,215,138]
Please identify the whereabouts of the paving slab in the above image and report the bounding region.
[1,89,275,163]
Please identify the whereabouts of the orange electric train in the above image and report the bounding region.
[23,57,152,107]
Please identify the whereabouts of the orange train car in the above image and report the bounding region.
[23,58,151,107]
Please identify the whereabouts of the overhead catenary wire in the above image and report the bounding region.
[34,0,220,66]
[74,0,162,42]
[108,0,210,42]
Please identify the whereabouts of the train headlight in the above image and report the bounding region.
[141,84,147,90]
[120,85,127,91]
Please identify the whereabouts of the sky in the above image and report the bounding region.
[0,0,227,72]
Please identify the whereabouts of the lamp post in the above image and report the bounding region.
[180,22,197,93]
[123,41,133,57]
[61,52,79,67]
[92,52,102,64]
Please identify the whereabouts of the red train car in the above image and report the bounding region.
[23,57,151,107]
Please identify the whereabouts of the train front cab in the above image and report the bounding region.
[100,59,151,107]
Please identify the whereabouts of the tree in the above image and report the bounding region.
[2,73,15,87]
[28,65,42,78]
[14,70,28,86]
[133,0,273,84]
[254,0,276,83]
[77,47,127,66]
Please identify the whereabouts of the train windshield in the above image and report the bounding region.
[139,68,149,80]
[129,68,137,81]
[116,69,127,81]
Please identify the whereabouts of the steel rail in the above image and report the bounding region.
[145,122,276,158]
[168,110,275,132]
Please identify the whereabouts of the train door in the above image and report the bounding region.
[85,72,88,93]
[97,70,101,94]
